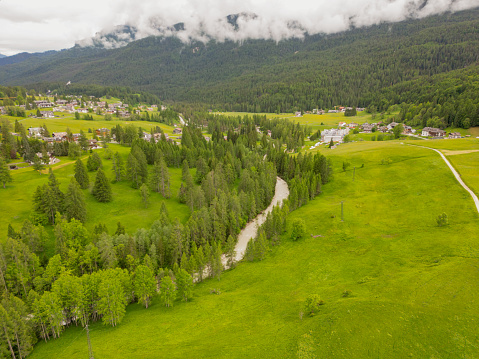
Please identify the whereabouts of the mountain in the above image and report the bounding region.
[0,51,58,66]
[0,9,478,112]
[0,54,5,59]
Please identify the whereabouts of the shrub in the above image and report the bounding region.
[436,213,448,227]
[304,294,324,316]
[290,219,306,241]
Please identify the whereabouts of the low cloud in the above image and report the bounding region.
[0,0,477,55]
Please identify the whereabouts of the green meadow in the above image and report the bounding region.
[2,113,176,137]
[0,144,190,255]
[27,140,479,358]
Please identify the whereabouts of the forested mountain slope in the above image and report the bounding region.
[0,9,478,113]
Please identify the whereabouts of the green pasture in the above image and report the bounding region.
[448,152,479,197]
[29,141,479,358]
[2,113,175,137]
[0,144,190,254]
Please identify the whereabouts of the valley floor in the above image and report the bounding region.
[28,139,479,358]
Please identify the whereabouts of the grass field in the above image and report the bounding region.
[1,113,176,137]
[0,144,190,256]
[28,141,479,358]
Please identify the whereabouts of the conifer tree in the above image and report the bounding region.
[64,178,87,223]
[0,156,12,188]
[150,158,170,198]
[140,183,150,208]
[86,152,102,171]
[111,152,124,182]
[92,168,112,202]
[74,159,89,189]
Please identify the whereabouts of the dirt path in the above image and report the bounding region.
[233,177,290,262]
[407,144,479,214]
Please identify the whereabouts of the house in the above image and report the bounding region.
[43,137,55,143]
[328,109,338,113]
[34,100,54,108]
[361,123,374,133]
[295,111,302,117]
[267,130,272,137]
[173,128,182,135]
[338,122,347,127]
[52,132,68,141]
[448,132,462,139]
[421,127,446,137]
[387,122,399,130]
[377,126,388,133]
[34,152,59,165]
[96,128,110,137]
[40,111,54,118]
[28,127,43,137]
[88,139,99,149]
[56,100,68,105]
[402,125,413,134]
[142,132,152,141]
[348,123,359,129]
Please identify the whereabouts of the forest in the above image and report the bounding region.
[0,113,331,358]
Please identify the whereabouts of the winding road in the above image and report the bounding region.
[233,176,290,262]
[407,144,479,214]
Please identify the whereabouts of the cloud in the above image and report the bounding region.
[0,0,477,56]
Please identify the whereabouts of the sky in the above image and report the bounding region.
[0,0,478,56]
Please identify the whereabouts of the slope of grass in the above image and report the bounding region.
[28,141,479,358]
[0,144,189,252]
[448,152,479,196]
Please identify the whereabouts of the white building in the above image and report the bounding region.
[321,128,350,143]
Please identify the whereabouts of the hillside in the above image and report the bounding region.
[0,9,478,113]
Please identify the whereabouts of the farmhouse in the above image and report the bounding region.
[52,132,68,141]
[40,111,54,118]
[421,127,446,137]
[448,132,462,139]
[96,128,110,137]
[173,128,183,135]
[361,123,374,133]
[28,127,43,137]
[387,122,399,130]
[88,139,99,149]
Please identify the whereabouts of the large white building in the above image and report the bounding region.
[321,128,350,143]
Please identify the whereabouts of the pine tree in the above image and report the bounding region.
[111,152,124,182]
[64,178,87,223]
[0,156,12,188]
[86,152,102,171]
[92,168,112,202]
[78,130,89,151]
[150,158,170,198]
[140,183,150,208]
[225,235,236,268]
[74,159,89,189]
